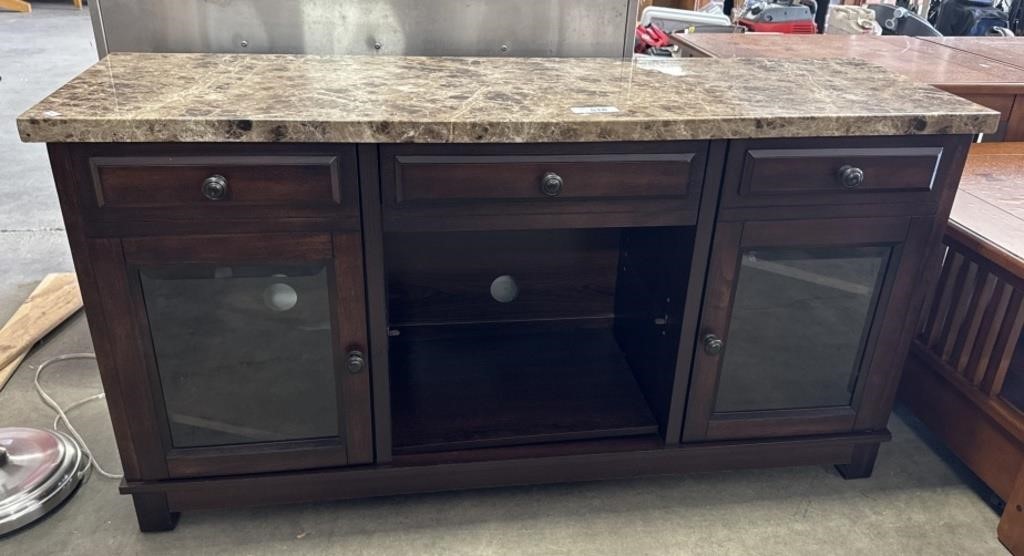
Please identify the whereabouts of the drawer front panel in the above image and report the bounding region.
[71,144,361,236]
[92,156,342,208]
[382,142,708,230]
[722,137,953,209]
[392,154,694,204]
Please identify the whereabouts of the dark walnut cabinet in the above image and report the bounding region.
[46,135,971,531]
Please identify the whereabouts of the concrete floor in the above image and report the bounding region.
[0,5,1011,555]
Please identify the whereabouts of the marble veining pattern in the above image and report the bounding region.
[17,53,998,143]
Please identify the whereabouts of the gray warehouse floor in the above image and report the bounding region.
[0,5,1011,555]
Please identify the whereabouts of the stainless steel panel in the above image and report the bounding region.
[91,0,639,58]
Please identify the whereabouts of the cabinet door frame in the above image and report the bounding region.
[106,231,372,478]
[682,216,928,442]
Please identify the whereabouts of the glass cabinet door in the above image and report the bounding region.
[683,217,926,441]
[121,233,372,477]
[713,246,891,413]
[140,263,339,448]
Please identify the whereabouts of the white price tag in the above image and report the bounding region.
[570,106,620,115]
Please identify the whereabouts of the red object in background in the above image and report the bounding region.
[737,19,818,33]
[634,23,671,53]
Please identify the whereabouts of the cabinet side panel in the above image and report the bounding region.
[855,135,974,430]
[48,144,169,480]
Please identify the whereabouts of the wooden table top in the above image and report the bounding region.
[671,34,1024,92]
[950,142,1024,277]
[921,37,1024,71]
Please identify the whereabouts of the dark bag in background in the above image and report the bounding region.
[1009,0,1024,34]
[935,0,1010,35]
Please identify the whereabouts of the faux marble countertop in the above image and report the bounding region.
[17,53,998,143]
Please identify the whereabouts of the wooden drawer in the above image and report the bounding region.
[71,144,359,235]
[92,156,341,208]
[381,142,709,231]
[721,136,954,210]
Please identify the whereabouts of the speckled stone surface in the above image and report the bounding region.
[17,53,998,143]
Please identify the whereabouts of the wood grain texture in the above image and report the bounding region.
[389,323,659,453]
[853,135,972,434]
[91,155,342,207]
[380,142,708,231]
[391,153,694,203]
[720,136,960,212]
[0,353,27,393]
[902,348,1024,498]
[117,232,373,479]
[131,493,178,532]
[332,232,374,465]
[738,146,941,204]
[664,140,728,444]
[1000,467,1024,554]
[949,143,1024,279]
[0,273,83,372]
[959,93,1015,142]
[670,34,1024,89]
[1009,97,1024,142]
[835,443,881,480]
[356,144,394,463]
[43,134,969,529]
[920,37,1024,71]
[119,431,893,512]
[671,35,1022,140]
[67,144,361,236]
[899,139,1024,551]
[614,226,693,434]
[385,228,620,326]
[0,0,31,13]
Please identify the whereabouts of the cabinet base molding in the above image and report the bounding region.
[121,431,889,518]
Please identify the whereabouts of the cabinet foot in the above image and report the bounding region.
[835,443,880,480]
[998,468,1024,553]
[132,493,180,532]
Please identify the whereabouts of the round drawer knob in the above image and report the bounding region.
[201,174,228,201]
[703,334,724,356]
[540,172,564,197]
[837,165,865,188]
[346,350,366,374]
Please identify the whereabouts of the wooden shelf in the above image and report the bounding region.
[390,323,659,453]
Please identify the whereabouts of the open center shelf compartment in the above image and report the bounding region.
[384,226,695,454]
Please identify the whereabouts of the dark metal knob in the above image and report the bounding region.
[540,172,564,197]
[346,350,365,374]
[202,174,228,201]
[703,334,724,356]
[837,165,865,188]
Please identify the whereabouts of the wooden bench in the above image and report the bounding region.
[0,1,83,13]
[899,142,1024,554]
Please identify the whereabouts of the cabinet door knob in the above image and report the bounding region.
[540,172,564,197]
[346,350,366,374]
[703,334,724,356]
[202,174,228,200]
[837,165,865,188]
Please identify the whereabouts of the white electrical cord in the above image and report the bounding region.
[33,353,124,479]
